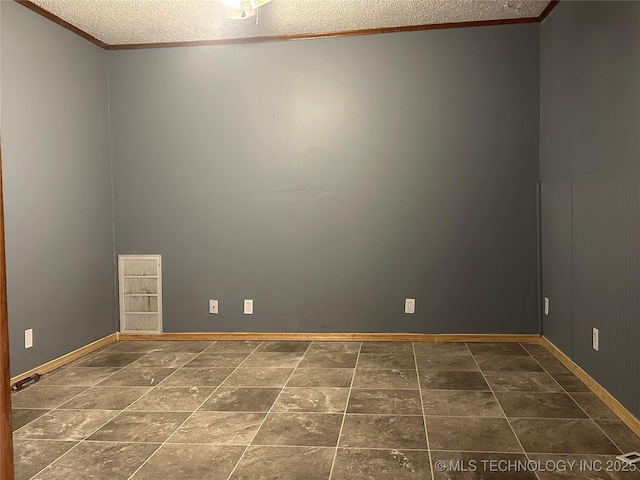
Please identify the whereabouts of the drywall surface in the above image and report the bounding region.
[110,24,540,335]
[1,2,115,376]
[541,0,640,417]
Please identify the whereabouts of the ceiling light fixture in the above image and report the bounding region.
[219,0,273,24]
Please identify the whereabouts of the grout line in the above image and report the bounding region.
[428,448,627,455]
[13,410,615,421]
[17,436,625,457]
[327,341,362,479]
[465,344,544,480]
[125,341,265,479]
[25,401,132,478]
[412,342,436,480]
[527,348,625,455]
[224,342,315,480]
[11,365,135,435]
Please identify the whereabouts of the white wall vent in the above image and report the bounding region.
[118,254,162,334]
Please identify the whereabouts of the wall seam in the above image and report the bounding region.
[537,22,543,337]
[569,176,574,360]
[106,51,118,334]
[536,181,543,336]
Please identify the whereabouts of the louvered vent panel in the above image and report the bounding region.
[122,278,157,295]
[119,255,162,334]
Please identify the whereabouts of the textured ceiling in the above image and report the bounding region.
[27,0,551,46]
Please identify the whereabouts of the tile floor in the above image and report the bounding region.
[11,340,640,479]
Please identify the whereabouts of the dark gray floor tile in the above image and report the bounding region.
[475,355,544,372]
[155,341,214,353]
[353,369,419,389]
[332,448,431,480]
[133,352,198,368]
[131,444,245,480]
[298,353,358,369]
[431,451,537,479]
[60,349,111,369]
[15,410,119,440]
[521,343,552,357]
[106,341,166,353]
[496,392,587,419]
[272,387,349,413]
[97,366,176,387]
[426,417,522,452]
[88,411,190,443]
[32,441,158,480]
[222,367,293,387]
[11,385,88,409]
[77,352,146,368]
[415,355,479,371]
[241,352,303,367]
[169,412,265,444]
[13,439,77,480]
[357,354,416,370]
[467,343,530,356]
[12,409,49,431]
[252,412,343,446]
[59,386,150,410]
[204,341,262,353]
[422,390,503,417]
[40,367,120,386]
[534,355,569,372]
[360,342,414,354]
[550,372,591,392]
[229,446,334,480]
[185,353,249,368]
[413,343,471,356]
[485,371,563,392]
[347,389,422,415]
[200,387,281,412]
[596,420,640,453]
[255,341,311,353]
[128,386,215,412]
[511,418,621,454]
[14,339,635,480]
[570,393,619,419]
[307,341,361,353]
[159,367,234,386]
[287,368,354,387]
[340,414,427,449]
[529,454,640,479]
[418,371,489,390]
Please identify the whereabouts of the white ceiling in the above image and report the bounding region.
[27,0,551,47]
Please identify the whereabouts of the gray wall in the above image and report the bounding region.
[541,1,640,417]
[109,25,541,334]
[1,2,115,376]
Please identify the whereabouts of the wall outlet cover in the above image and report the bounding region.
[544,297,549,316]
[592,327,599,351]
[405,298,416,314]
[244,299,253,315]
[209,299,218,314]
[24,329,33,349]
[617,452,640,465]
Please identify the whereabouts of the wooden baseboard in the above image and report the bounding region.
[10,333,118,385]
[117,332,541,343]
[540,336,640,437]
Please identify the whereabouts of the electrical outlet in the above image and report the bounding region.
[592,328,599,351]
[244,299,253,315]
[209,299,219,314]
[404,298,416,314]
[544,297,549,316]
[25,329,33,349]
